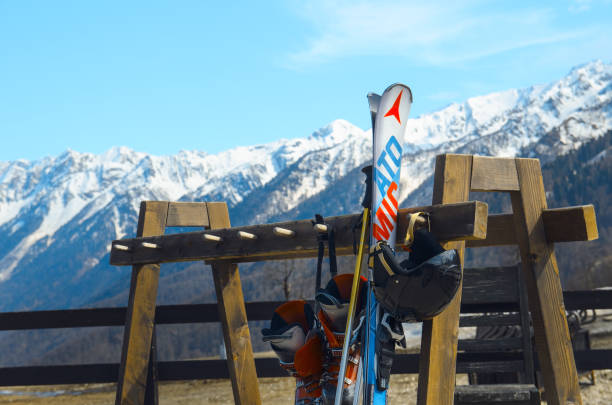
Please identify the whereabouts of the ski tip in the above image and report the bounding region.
[383,83,413,103]
[367,93,381,105]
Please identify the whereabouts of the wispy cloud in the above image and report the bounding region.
[569,0,611,12]
[283,1,599,69]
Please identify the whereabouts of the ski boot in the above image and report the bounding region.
[262,300,323,405]
[315,273,367,405]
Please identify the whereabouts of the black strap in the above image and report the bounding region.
[353,165,373,254]
[328,226,337,277]
[312,214,338,292]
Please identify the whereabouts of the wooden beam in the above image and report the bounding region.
[471,156,520,192]
[206,202,262,405]
[116,201,168,405]
[418,154,472,405]
[541,204,598,243]
[466,205,599,247]
[510,158,582,405]
[166,202,209,228]
[110,201,487,266]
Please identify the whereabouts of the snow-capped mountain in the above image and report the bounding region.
[0,60,611,312]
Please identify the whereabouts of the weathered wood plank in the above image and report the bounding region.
[166,202,209,228]
[0,350,609,387]
[207,202,261,405]
[0,289,608,331]
[467,205,599,247]
[110,201,487,266]
[541,204,598,243]
[510,158,582,405]
[461,266,519,304]
[458,338,523,352]
[454,384,539,404]
[418,154,472,405]
[456,361,525,374]
[116,201,168,405]
[459,313,521,327]
[471,156,520,192]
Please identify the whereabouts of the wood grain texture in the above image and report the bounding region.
[206,202,261,405]
[110,201,487,266]
[461,266,519,305]
[471,156,520,192]
[166,202,209,228]
[510,158,582,405]
[418,154,472,405]
[454,384,539,404]
[541,204,599,243]
[467,205,598,247]
[116,201,168,405]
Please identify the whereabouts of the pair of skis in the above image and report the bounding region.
[335,84,413,405]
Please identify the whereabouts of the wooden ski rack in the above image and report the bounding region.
[110,153,598,405]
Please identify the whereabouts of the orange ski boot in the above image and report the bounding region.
[315,274,367,405]
[262,300,323,405]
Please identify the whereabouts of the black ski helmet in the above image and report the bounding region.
[370,229,462,322]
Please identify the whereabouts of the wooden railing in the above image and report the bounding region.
[1,289,611,386]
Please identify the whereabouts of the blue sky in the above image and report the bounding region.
[1,0,611,161]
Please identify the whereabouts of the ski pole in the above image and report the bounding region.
[334,207,368,405]
[335,166,372,405]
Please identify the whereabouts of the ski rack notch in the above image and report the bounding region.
[110,201,489,266]
[417,154,597,405]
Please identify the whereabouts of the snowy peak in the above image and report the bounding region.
[1,60,612,311]
[310,119,366,140]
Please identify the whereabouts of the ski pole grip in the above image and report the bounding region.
[361,165,373,209]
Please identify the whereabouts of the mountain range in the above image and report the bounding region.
[0,60,610,317]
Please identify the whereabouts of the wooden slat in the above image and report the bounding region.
[454,384,539,403]
[459,313,521,327]
[471,156,519,192]
[110,201,488,266]
[166,202,209,228]
[207,202,261,405]
[461,266,519,304]
[0,307,127,330]
[458,338,523,352]
[0,350,609,387]
[510,158,581,405]
[564,290,612,310]
[456,361,525,374]
[116,201,168,405]
[418,154,472,405]
[0,290,608,331]
[467,205,599,248]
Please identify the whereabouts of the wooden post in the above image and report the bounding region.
[417,154,583,405]
[207,202,262,405]
[116,202,168,405]
[417,154,471,405]
[510,158,581,404]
